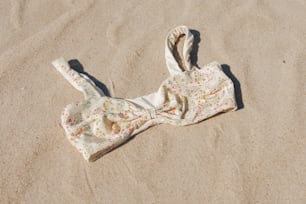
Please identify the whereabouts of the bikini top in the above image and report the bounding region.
[52,25,237,162]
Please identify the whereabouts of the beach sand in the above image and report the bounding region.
[0,0,305,203]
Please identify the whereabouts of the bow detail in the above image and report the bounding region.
[103,88,188,134]
[62,87,189,147]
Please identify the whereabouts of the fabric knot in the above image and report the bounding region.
[145,108,157,119]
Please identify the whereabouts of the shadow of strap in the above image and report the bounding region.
[221,64,244,109]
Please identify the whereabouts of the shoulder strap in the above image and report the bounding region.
[165,25,194,76]
[52,57,103,99]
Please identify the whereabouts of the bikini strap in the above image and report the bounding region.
[165,25,194,76]
[52,57,103,98]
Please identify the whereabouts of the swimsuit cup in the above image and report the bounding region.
[52,25,237,161]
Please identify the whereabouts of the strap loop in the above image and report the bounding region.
[165,25,194,76]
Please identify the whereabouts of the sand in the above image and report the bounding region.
[0,0,305,203]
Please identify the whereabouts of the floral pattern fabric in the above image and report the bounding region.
[52,25,237,161]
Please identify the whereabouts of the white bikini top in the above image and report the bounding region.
[52,25,237,161]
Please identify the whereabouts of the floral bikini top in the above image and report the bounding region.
[52,25,237,161]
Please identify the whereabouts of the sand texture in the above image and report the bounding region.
[0,0,305,203]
